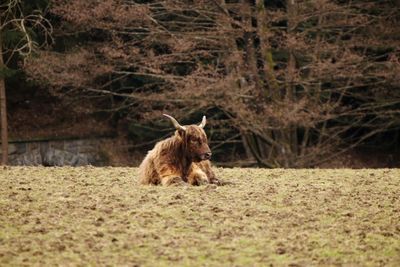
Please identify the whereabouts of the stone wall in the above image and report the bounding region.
[3,138,110,166]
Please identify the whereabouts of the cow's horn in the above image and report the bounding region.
[198,116,206,128]
[163,114,186,131]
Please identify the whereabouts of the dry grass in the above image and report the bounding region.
[1,167,399,266]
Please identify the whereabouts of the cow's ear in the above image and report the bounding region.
[175,129,185,139]
[177,128,186,139]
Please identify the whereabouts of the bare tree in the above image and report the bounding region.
[26,0,400,167]
[213,0,400,167]
[0,0,52,165]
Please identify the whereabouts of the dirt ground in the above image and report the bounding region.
[1,167,399,266]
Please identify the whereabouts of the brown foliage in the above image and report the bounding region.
[51,0,150,29]
[25,0,400,167]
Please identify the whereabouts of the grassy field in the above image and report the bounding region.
[1,167,399,266]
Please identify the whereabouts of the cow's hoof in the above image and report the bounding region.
[209,178,222,186]
[197,178,209,186]
[189,178,207,186]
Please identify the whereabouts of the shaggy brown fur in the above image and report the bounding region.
[138,116,219,186]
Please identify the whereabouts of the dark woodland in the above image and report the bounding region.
[1,0,400,167]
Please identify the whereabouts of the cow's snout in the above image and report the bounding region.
[204,152,212,160]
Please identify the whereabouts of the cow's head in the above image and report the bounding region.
[164,114,212,162]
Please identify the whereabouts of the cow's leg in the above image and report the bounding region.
[207,170,220,185]
[187,164,209,186]
[160,175,185,186]
[195,160,221,185]
[157,165,185,186]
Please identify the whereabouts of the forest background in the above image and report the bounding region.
[1,0,400,168]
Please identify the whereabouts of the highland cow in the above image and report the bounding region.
[138,114,220,186]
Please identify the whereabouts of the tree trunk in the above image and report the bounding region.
[285,0,298,166]
[0,29,8,165]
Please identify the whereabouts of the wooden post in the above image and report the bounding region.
[0,27,8,165]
